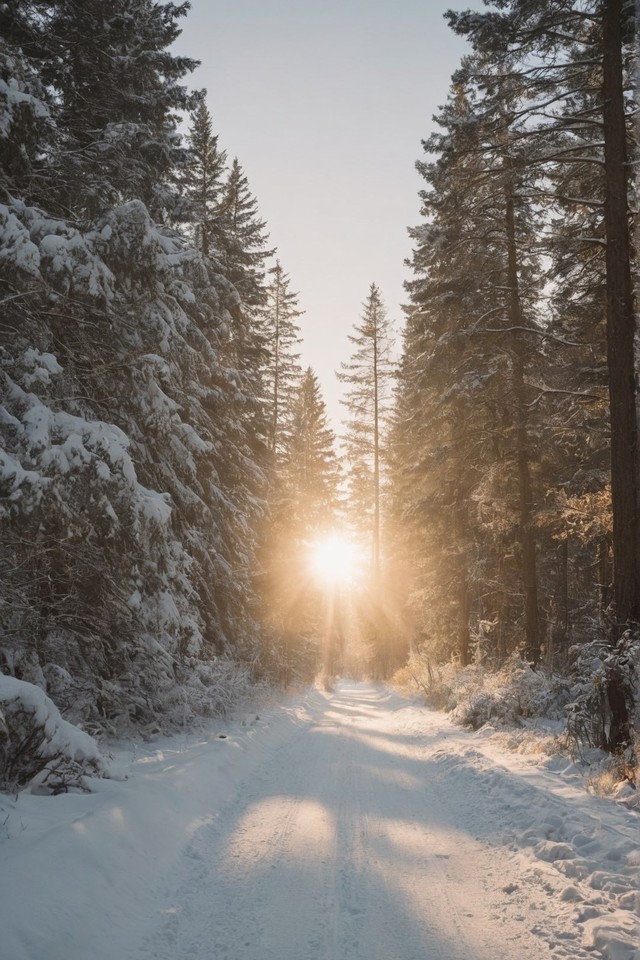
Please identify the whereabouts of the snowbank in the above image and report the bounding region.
[0,688,315,960]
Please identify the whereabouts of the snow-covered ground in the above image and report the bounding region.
[0,682,638,960]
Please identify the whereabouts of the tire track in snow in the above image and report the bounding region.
[135,683,568,960]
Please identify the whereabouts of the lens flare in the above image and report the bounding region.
[309,534,362,586]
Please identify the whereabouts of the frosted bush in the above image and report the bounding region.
[565,633,639,771]
[0,676,110,793]
[393,654,488,713]
[450,659,572,729]
[134,658,261,733]
[395,652,572,730]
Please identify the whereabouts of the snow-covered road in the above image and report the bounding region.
[136,683,637,960]
[1,681,638,960]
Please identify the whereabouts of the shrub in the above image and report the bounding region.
[0,676,110,794]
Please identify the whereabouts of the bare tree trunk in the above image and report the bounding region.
[373,308,380,580]
[458,562,471,666]
[505,187,540,665]
[559,538,569,645]
[599,537,611,615]
[601,0,636,750]
[454,493,471,666]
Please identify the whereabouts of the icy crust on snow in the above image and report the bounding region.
[0,676,110,792]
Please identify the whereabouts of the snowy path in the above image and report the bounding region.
[134,683,637,960]
[2,681,638,960]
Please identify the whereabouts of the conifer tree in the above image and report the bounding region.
[0,0,269,734]
[389,61,549,667]
[181,99,227,257]
[280,368,341,538]
[262,261,304,454]
[337,285,395,677]
[222,158,273,309]
[446,0,637,751]
[338,284,394,579]
[8,0,199,220]
[218,157,274,404]
[260,370,341,683]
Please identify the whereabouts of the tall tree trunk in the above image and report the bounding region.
[373,312,380,579]
[601,0,636,751]
[497,554,508,663]
[272,280,280,452]
[454,485,471,666]
[457,560,471,666]
[505,186,540,665]
[559,538,569,645]
[372,308,383,673]
[602,0,640,629]
[599,537,611,615]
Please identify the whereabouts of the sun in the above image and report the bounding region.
[309,534,362,586]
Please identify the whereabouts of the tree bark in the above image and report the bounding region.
[601,0,636,752]
[454,492,471,666]
[559,538,569,646]
[505,186,540,665]
[599,537,611,615]
[373,305,380,580]
[602,0,640,630]
[458,561,471,666]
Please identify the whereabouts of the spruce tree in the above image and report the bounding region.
[280,368,341,538]
[12,0,199,220]
[337,285,395,677]
[181,99,227,257]
[219,157,274,409]
[222,158,273,309]
[388,60,549,668]
[260,370,341,683]
[337,283,394,580]
[447,0,637,751]
[0,0,269,733]
[261,261,304,454]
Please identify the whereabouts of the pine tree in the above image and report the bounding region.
[0,0,269,733]
[218,157,274,411]
[280,368,341,538]
[261,261,304,454]
[338,283,394,579]
[337,285,395,677]
[446,0,637,752]
[260,370,341,684]
[388,61,550,668]
[8,0,199,220]
[0,7,56,203]
[222,158,273,309]
[181,99,227,257]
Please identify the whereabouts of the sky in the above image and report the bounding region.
[174,0,480,429]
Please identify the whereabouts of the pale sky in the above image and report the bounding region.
[174,0,479,429]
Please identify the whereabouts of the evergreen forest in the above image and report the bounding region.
[1,0,638,791]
